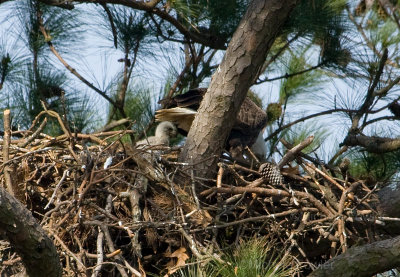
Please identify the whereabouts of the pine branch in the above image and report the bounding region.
[377,0,400,29]
[341,134,400,153]
[256,61,325,84]
[264,108,358,142]
[347,7,399,68]
[101,3,118,49]
[36,9,126,118]
[39,0,228,49]
[351,48,388,131]
[37,0,74,9]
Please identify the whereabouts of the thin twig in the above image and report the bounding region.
[3,109,14,196]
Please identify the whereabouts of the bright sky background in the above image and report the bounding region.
[1,2,396,161]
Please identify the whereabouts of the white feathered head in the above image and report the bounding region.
[155,121,177,138]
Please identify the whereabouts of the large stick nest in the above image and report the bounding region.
[0,114,394,276]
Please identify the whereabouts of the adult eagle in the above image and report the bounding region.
[156,88,268,160]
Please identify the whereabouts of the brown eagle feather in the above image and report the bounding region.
[156,88,268,159]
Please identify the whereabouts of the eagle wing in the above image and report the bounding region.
[159,88,207,109]
[155,107,196,133]
[230,97,268,147]
[156,88,267,150]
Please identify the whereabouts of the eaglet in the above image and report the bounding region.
[156,88,269,160]
[136,121,177,147]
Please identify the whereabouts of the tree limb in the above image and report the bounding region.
[0,186,62,277]
[341,134,400,153]
[309,236,400,277]
[38,0,227,49]
[180,0,299,178]
[36,10,125,117]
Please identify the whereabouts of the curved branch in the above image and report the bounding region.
[202,186,333,216]
[264,108,357,142]
[38,0,227,49]
[364,115,398,126]
[0,186,62,277]
[309,236,400,277]
[36,11,125,117]
[278,135,314,168]
[256,61,324,84]
[342,134,400,153]
[101,3,118,49]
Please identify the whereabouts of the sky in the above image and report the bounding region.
[1,1,399,163]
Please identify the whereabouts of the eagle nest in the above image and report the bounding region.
[0,111,393,276]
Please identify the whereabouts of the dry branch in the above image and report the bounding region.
[0,186,62,277]
[0,109,397,276]
[309,236,400,277]
[3,109,13,196]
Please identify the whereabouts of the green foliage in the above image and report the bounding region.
[347,150,400,183]
[266,103,282,124]
[121,83,158,135]
[171,0,249,39]
[99,6,153,54]
[9,63,99,134]
[284,122,329,155]
[363,7,400,49]
[171,237,298,277]
[286,0,347,39]
[169,0,202,24]
[378,20,400,48]
[197,0,249,37]
[1,0,96,135]
[10,63,63,129]
[0,39,27,88]
[279,49,325,103]
[13,0,82,56]
[285,0,350,68]
[169,261,215,277]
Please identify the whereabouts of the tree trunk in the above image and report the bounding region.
[377,185,400,218]
[0,186,62,277]
[308,235,400,277]
[180,0,298,178]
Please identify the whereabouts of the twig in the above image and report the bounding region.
[204,186,333,216]
[3,109,14,196]
[178,226,204,259]
[127,189,143,258]
[18,118,47,148]
[45,169,69,209]
[100,195,130,277]
[278,136,314,169]
[100,3,118,48]
[36,11,123,116]
[97,118,131,133]
[91,227,104,277]
[51,231,86,273]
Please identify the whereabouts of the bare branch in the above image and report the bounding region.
[278,135,314,168]
[36,10,125,117]
[100,3,118,48]
[0,186,62,277]
[309,236,400,277]
[342,134,400,153]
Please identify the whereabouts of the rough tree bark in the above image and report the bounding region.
[308,235,400,277]
[377,185,400,219]
[0,186,62,277]
[180,0,299,178]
